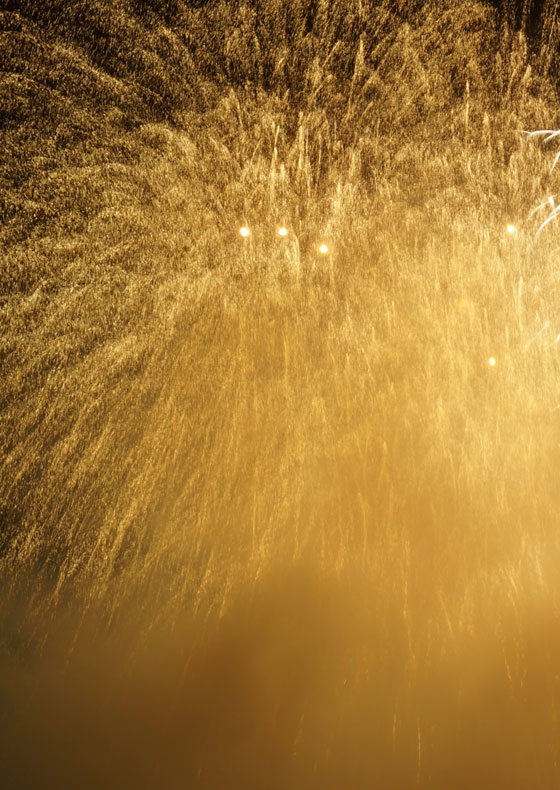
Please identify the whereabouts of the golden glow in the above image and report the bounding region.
[6,6,560,789]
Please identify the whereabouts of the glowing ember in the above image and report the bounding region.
[488,357,497,367]
[239,226,250,237]
[319,243,329,254]
[506,224,516,234]
[278,227,288,237]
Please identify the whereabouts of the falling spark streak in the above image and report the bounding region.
[528,197,556,220]
[524,129,560,232]
[521,128,560,149]
[523,321,551,352]
[531,130,560,174]
[536,204,560,236]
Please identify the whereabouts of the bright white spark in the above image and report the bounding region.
[506,224,516,234]
[239,226,250,237]
[549,196,556,208]
[278,227,288,237]
[319,243,329,254]
[488,357,497,367]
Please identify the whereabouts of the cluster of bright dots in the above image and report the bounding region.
[239,225,329,254]
[240,224,503,367]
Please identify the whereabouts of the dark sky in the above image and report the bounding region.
[487,0,549,35]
